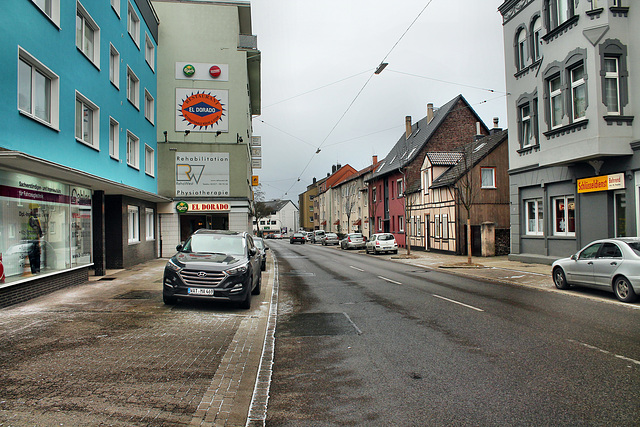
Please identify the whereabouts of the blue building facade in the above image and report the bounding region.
[0,0,166,306]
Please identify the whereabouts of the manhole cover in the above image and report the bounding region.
[113,291,156,300]
[276,313,360,337]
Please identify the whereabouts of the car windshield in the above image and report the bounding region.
[349,234,363,238]
[183,234,245,255]
[293,233,304,237]
[624,241,640,256]
[378,234,394,241]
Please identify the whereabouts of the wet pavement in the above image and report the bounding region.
[0,247,632,426]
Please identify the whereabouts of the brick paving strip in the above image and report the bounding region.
[190,255,278,427]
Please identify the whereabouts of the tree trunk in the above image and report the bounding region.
[466,217,472,264]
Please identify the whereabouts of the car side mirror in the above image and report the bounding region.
[249,248,257,256]
[176,244,183,251]
[570,254,578,261]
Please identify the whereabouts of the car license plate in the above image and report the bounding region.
[188,288,214,296]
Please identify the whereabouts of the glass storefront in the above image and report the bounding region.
[0,171,92,283]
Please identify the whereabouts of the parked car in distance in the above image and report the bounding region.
[162,230,262,309]
[290,233,306,244]
[254,237,268,271]
[552,238,640,303]
[340,233,366,250]
[273,233,283,239]
[304,232,314,242]
[313,230,326,244]
[365,233,398,255]
[321,233,339,246]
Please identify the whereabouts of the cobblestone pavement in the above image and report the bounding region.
[0,258,274,426]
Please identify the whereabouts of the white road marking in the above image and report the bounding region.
[378,276,402,285]
[349,266,365,272]
[432,294,484,312]
[568,339,640,366]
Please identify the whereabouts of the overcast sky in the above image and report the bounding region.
[250,0,507,202]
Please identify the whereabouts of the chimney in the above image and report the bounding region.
[372,155,378,164]
[474,121,485,141]
[405,116,412,139]
[337,163,341,170]
[490,117,503,134]
[332,165,337,174]
[427,103,434,123]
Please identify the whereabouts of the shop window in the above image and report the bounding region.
[525,199,544,235]
[553,196,575,236]
[128,205,140,243]
[615,191,626,237]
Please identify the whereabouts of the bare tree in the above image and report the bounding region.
[250,186,271,237]
[452,141,481,264]
[342,181,358,236]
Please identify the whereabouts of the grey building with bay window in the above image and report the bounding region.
[498,0,637,263]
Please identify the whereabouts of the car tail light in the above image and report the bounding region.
[348,237,352,242]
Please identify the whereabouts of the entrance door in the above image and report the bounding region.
[179,213,229,241]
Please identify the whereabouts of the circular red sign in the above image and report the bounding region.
[209,66,222,78]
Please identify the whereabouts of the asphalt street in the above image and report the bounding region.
[266,239,640,426]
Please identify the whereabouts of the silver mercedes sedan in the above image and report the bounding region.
[551,238,640,303]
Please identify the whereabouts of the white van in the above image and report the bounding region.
[313,230,326,243]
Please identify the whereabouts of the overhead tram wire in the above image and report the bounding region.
[387,69,508,94]
[278,0,439,199]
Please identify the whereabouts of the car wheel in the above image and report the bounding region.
[553,267,570,290]
[613,276,638,303]
[252,274,262,295]
[163,293,177,305]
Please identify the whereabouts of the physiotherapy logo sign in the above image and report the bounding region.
[176,88,229,132]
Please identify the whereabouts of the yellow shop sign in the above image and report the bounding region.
[577,173,625,193]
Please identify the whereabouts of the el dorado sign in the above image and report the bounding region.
[174,202,230,213]
[577,173,625,193]
[176,88,229,132]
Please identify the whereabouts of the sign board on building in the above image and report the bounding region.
[175,62,229,81]
[577,173,625,193]
[252,175,259,186]
[176,88,229,132]
[251,147,262,157]
[175,152,230,197]
[252,158,262,169]
[251,136,261,146]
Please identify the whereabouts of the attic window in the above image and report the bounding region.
[406,147,417,159]
[473,142,487,153]
[412,128,421,137]
[389,156,397,164]
[376,162,385,172]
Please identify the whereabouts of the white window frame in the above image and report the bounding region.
[398,215,404,232]
[76,2,100,67]
[111,0,120,16]
[434,215,441,239]
[604,57,620,115]
[520,104,533,147]
[17,48,59,129]
[145,34,155,71]
[128,205,140,244]
[517,29,527,70]
[75,91,99,150]
[126,130,139,169]
[570,64,586,121]
[145,208,155,240]
[144,144,154,177]
[525,199,544,235]
[549,75,563,129]
[532,17,542,62]
[481,167,496,189]
[397,179,403,197]
[32,0,61,26]
[378,217,382,231]
[126,66,139,108]
[109,117,119,159]
[109,44,120,89]
[372,187,377,202]
[127,2,140,47]
[442,214,448,239]
[144,89,154,124]
[552,195,575,236]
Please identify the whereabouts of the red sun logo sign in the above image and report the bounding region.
[178,92,225,130]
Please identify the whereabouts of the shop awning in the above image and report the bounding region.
[0,151,171,203]
[353,219,362,226]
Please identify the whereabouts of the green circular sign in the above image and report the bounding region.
[183,64,195,77]
[176,201,189,213]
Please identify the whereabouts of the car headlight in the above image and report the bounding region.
[166,259,182,272]
[226,262,249,276]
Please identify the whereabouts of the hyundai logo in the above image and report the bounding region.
[197,271,208,277]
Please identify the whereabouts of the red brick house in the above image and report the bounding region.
[366,95,489,247]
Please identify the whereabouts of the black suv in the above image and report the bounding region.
[162,230,262,309]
